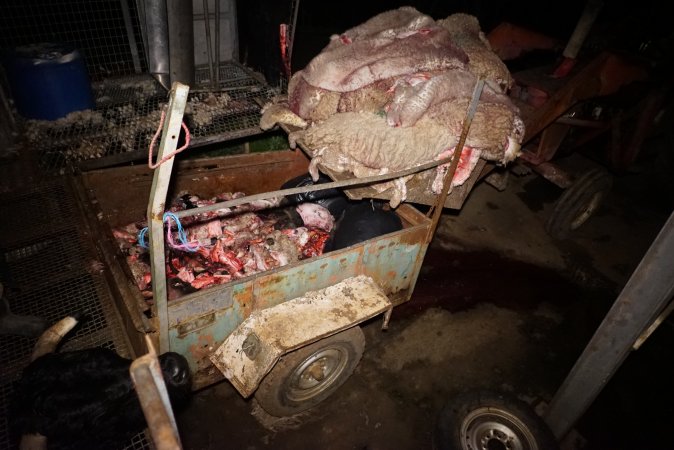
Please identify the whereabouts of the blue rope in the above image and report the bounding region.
[136,213,200,252]
[138,227,149,248]
[164,212,200,252]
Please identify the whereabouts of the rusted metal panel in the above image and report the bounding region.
[361,233,424,295]
[210,276,391,398]
[253,247,363,311]
[168,285,233,329]
[168,282,251,389]
[80,150,311,227]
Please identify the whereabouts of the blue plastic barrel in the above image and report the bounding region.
[2,43,95,120]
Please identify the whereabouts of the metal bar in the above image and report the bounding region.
[147,83,190,353]
[633,297,674,350]
[202,0,215,90]
[120,0,142,73]
[426,78,485,242]
[214,0,221,88]
[544,210,674,439]
[555,116,608,128]
[562,0,604,60]
[130,335,182,450]
[287,0,301,71]
[171,155,450,220]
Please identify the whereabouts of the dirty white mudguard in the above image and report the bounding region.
[209,275,391,398]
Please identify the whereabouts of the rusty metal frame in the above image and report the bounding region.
[147,82,190,353]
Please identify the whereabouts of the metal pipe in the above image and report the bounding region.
[167,0,195,86]
[544,210,674,439]
[214,0,220,88]
[287,0,301,72]
[147,83,190,353]
[202,0,215,89]
[142,0,170,89]
[120,0,142,73]
[562,0,604,60]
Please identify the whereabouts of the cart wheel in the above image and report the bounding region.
[254,326,365,417]
[545,168,612,239]
[435,390,559,450]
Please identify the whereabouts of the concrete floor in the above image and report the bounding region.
[175,154,673,450]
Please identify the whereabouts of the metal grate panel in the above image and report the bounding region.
[22,62,277,173]
[0,180,148,450]
[0,185,75,246]
[0,0,146,80]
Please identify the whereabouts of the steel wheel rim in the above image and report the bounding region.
[460,406,538,450]
[285,345,348,403]
[570,191,604,230]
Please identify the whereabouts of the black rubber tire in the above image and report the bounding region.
[254,326,365,417]
[545,168,613,239]
[435,390,559,450]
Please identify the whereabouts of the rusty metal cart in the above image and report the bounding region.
[75,80,485,420]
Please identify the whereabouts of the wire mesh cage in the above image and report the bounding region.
[0,180,150,450]
[0,0,146,80]
[21,61,278,173]
[1,1,282,174]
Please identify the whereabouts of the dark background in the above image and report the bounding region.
[237,0,671,86]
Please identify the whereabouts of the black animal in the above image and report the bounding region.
[12,316,192,450]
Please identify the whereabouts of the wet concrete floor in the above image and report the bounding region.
[176,154,674,450]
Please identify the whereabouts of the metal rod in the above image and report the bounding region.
[130,336,182,450]
[202,0,215,90]
[214,0,221,88]
[287,0,301,71]
[562,0,604,60]
[544,209,674,439]
[426,78,485,242]
[147,83,190,354]
[171,155,451,219]
[120,0,142,73]
[633,297,674,350]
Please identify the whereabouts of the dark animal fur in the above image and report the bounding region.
[12,348,191,449]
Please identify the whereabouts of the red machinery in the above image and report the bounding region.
[487,1,666,238]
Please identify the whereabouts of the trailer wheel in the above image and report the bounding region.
[255,326,365,417]
[546,168,612,239]
[435,390,559,450]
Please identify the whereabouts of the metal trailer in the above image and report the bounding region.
[74,80,484,424]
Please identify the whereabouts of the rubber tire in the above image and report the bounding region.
[545,168,612,239]
[254,326,365,417]
[435,390,559,450]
